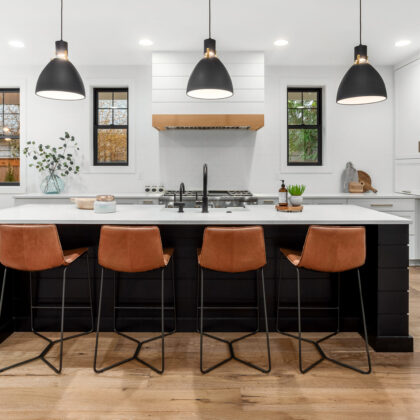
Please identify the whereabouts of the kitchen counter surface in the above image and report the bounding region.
[14,192,164,199]
[253,192,415,199]
[0,204,410,225]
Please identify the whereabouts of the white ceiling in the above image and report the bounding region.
[1,0,420,67]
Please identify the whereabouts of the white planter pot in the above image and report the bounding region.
[289,195,303,206]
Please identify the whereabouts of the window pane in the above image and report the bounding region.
[97,128,127,163]
[288,109,302,125]
[0,90,20,183]
[114,109,127,125]
[303,109,317,125]
[289,129,319,163]
[288,91,302,108]
[98,92,113,108]
[4,114,19,135]
[303,91,318,108]
[98,109,112,125]
[113,91,127,108]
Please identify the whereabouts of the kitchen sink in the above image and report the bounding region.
[160,206,250,213]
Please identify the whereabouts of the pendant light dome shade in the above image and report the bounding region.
[35,0,85,101]
[336,47,387,105]
[186,0,233,100]
[187,52,233,99]
[36,56,85,101]
[336,0,387,105]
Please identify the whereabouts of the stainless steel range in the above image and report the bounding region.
[159,190,257,208]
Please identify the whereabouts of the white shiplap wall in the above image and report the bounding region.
[152,52,264,114]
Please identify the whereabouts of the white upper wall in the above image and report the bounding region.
[0,59,395,207]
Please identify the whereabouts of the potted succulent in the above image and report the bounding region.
[23,132,80,194]
[288,184,306,206]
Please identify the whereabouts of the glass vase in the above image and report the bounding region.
[41,172,65,194]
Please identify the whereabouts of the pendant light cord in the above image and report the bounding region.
[208,0,211,39]
[359,0,362,45]
[61,0,63,40]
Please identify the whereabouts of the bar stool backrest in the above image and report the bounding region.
[199,226,267,273]
[0,224,65,271]
[299,225,366,273]
[98,225,166,273]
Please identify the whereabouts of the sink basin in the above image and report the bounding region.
[160,206,250,213]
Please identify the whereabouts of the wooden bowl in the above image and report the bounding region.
[70,197,96,210]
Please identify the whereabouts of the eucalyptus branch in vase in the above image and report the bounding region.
[23,132,80,194]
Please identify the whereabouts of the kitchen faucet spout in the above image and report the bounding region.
[202,164,208,213]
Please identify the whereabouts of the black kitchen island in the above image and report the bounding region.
[0,204,412,352]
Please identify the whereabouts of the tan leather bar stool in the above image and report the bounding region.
[94,225,175,374]
[0,224,93,374]
[197,226,271,374]
[277,225,371,374]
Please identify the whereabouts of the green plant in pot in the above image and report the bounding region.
[23,132,80,194]
[288,184,306,207]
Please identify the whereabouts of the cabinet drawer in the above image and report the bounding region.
[348,198,415,212]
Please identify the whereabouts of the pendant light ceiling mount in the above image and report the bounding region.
[336,0,387,105]
[35,0,85,101]
[186,0,233,100]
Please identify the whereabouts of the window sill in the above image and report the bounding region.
[279,164,332,174]
[81,165,136,175]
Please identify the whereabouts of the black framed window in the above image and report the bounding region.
[0,88,20,185]
[287,88,322,166]
[94,88,128,166]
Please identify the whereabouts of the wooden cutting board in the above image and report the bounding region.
[358,170,378,193]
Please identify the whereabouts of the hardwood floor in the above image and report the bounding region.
[0,270,419,420]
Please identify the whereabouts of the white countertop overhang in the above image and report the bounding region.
[0,204,410,225]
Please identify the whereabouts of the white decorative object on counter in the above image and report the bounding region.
[94,195,116,213]
[290,195,303,206]
[343,162,358,192]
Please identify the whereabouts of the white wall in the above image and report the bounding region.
[0,59,395,208]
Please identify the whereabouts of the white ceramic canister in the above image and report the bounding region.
[94,195,117,213]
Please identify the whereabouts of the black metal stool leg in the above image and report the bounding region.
[94,267,168,374]
[322,269,372,374]
[199,267,271,374]
[279,266,371,374]
[0,252,94,375]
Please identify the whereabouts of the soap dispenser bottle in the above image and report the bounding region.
[279,180,288,207]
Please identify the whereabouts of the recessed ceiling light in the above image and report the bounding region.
[139,39,154,47]
[8,40,25,48]
[274,39,288,47]
[395,40,411,47]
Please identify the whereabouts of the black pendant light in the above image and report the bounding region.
[186,0,233,99]
[36,0,85,101]
[336,0,387,105]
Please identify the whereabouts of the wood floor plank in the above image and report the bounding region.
[0,268,419,419]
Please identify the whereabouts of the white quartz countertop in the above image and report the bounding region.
[0,204,410,225]
[14,192,415,200]
[13,192,163,199]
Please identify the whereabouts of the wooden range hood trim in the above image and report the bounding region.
[152,114,264,131]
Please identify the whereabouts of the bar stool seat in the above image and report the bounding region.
[279,248,302,266]
[163,248,174,265]
[63,247,89,265]
[94,225,176,375]
[197,226,271,374]
[277,225,371,374]
[0,224,94,374]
